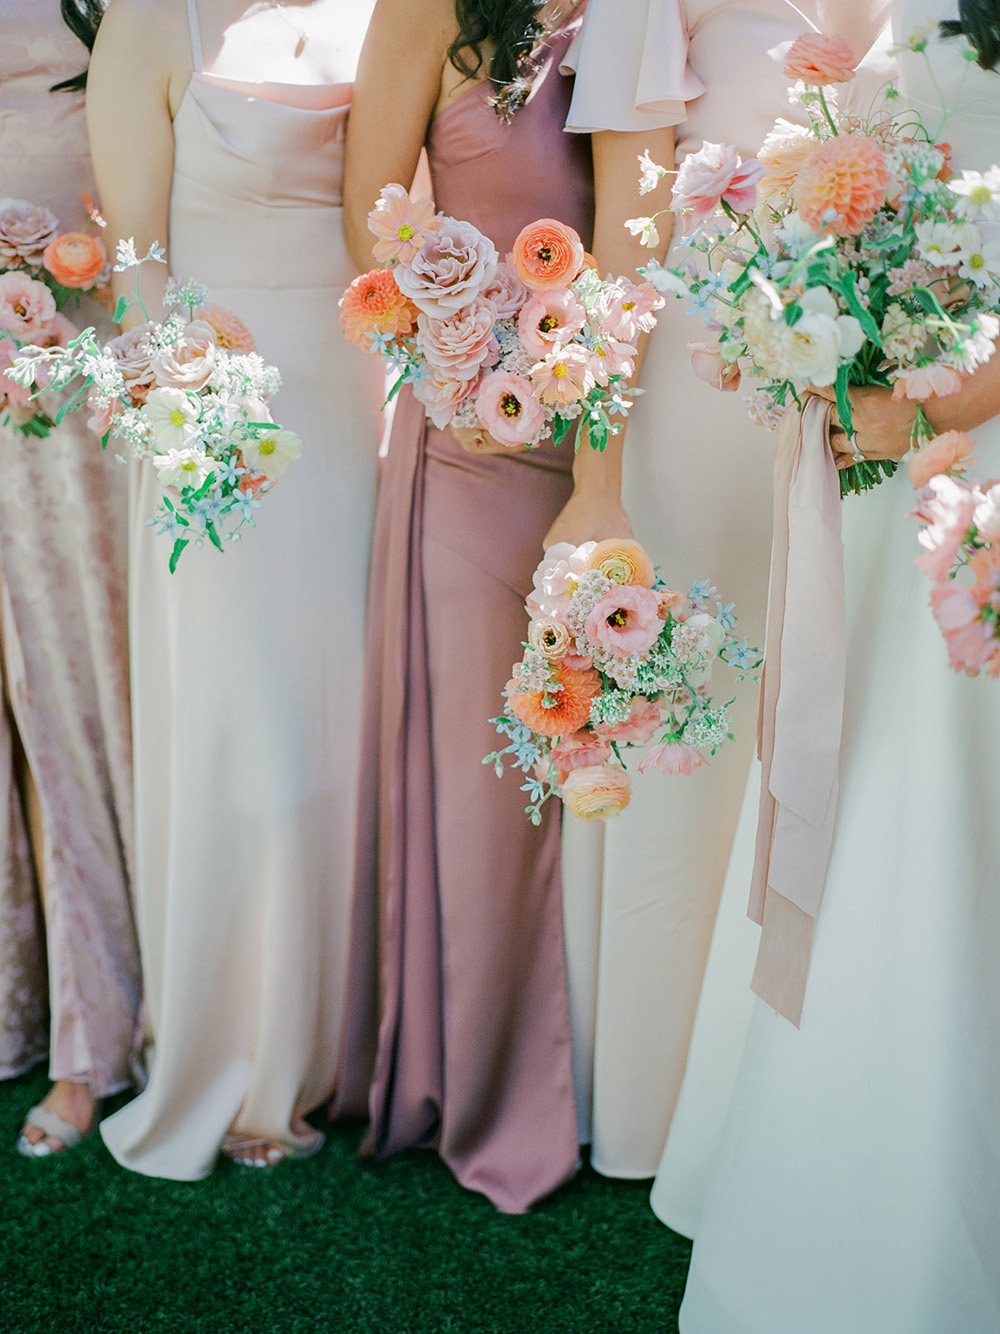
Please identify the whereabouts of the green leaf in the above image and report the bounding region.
[836,273,882,345]
[552,413,574,448]
[113,295,129,325]
[206,521,223,552]
[914,285,951,321]
[54,383,88,426]
[834,363,854,441]
[168,538,189,574]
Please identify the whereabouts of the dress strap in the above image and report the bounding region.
[185,0,204,72]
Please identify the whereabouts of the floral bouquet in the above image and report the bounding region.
[485,539,761,822]
[908,430,1000,675]
[633,30,1000,497]
[340,185,662,451]
[0,196,109,437]
[9,239,301,571]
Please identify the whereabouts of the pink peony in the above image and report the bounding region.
[517,289,586,359]
[638,740,706,776]
[794,134,892,236]
[671,143,765,225]
[483,260,530,319]
[0,202,61,268]
[689,338,741,391]
[585,584,662,657]
[416,297,497,380]
[413,369,475,429]
[394,215,498,318]
[368,185,441,266]
[526,541,596,619]
[150,320,217,392]
[892,364,964,401]
[561,763,633,820]
[530,344,595,405]
[550,730,613,783]
[476,369,545,446]
[656,588,686,619]
[0,271,57,340]
[593,697,662,746]
[782,33,857,86]
[908,430,977,487]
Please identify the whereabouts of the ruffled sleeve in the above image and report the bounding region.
[562,0,706,133]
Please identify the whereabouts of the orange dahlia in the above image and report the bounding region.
[199,303,256,352]
[339,268,418,351]
[793,134,893,236]
[506,663,601,737]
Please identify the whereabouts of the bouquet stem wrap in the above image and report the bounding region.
[750,396,845,1025]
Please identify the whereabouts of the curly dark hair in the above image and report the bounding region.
[52,0,106,92]
[941,0,1000,71]
[448,0,548,118]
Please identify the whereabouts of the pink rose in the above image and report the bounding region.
[0,271,57,341]
[475,369,545,447]
[483,260,529,319]
[671,143,765,226]
[107,322,159,404]
[0,202,61,268]
[394,215,498,319]
[412,369,475,429]
[908,430,977,487]
[892,364,964,401]
[781,33,857,86]
[585,584,662,657]
[550,730,613,783]
[517,289,586,359]
[0,335,32,408]
[151,320,217,391]
[562,763,633,820]
[638,741,706,776]
[416,297,497,380]
[593,697,662,746]
[689,339,741,392]
[526,541,596,619]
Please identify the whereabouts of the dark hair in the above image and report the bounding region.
[52,0,106,93]
[941,0,1000,71]
[448,0,547,118]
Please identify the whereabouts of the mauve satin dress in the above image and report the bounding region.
[0,0,140,1096]
[333,16,594,1214]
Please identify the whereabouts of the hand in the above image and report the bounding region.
[451,425,529,455]
[543,487,633,550]
[811,384,917,463]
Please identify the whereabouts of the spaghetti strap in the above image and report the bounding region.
[185,0,204,72]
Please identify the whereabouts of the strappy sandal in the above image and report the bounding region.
[16,1103,99,1159]
[221,1130,325,1170]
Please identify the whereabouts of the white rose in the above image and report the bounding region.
[785,287,864,388]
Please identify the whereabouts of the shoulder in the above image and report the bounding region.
[93,0,189,70]
[365,0,456,52]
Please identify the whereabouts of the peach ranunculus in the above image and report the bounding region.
[339,268,418,351]
[151,320,217,392]
[593,697,662,746]
[562,764,633,820]
[106,322,159,404]
[412,368,475,430]
[510,219,585,292]
[638,740,706,776]
[689,338,741,391]
[0,271,57,341]
[908,430,978,487]
[527,616,573,661]
[506,662,602,737]
[529,344,595,406]
[41,231,107,289]
[199,303,256,352]
[517,289,586,359]
[892,364,964,401]
[367,184,442,266]
[416,297,497,381]
[549,730,613,783]
[793,134,893,236]
[0,202,61,267]
[476,369,545,446]
[671,143,765,226]
[757,121,819,205]
[526,541,597,619]
[782,32,857,86]
[585,584,663,657]
[482,260,530,319]
[585,538,655,588]
[394,215,498,319]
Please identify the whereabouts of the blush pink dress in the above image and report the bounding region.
[0,0,139,1097]
[332,15,594,1214]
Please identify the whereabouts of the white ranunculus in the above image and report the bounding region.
[152,446,216,490]
[784,287,864,387]
[686,611,727,658]
[142,386,202,450]
[241,425,301,481]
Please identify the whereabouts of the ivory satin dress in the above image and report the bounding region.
[100,1,382,1178]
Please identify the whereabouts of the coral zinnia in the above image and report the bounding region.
[506,663,601,737]
[339,268,417,350]
[793,134,893,236]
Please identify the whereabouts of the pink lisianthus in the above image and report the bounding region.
[892,364,964,402]
[908,430,977,487]
[368,184,441,266]
[638,740,706,776]
[549,730,613,784]
[526,540,596,619]
[394,215,498,319]
[0,202,61,268]
[0,335,32,408]
[483,260,530,319]
[671,143,765,226]
[689,338,741,391]
[588,336,636,387]
[585,583,662,657]
[517,289,586,359]
[530,344,595,405]
[781,32,857,86]
[561,763,633,820]
[475,369,545,446]
[413,368,475,429]
[593,698,662,746]
[0,271,57,340]
[416,297,497,380]
[913,474,979,580]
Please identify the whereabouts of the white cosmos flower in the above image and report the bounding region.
[914,219,978,265]
[241,425,301,481]
[638,150,667,197]
[625,216,660,249]
[784,286,865,388]
[152,446,216,490]
[956,236,1000,288]
[142,386,201,449]
[948,167,1000,222]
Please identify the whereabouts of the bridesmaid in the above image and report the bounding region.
[332,0,667,1212]
[88,0,382,1176]
[1,0,140,1157]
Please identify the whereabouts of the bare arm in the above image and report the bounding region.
[544,125,675,547]
[87,0,189,327]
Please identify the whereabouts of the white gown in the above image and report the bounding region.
[560,0,812,1173]
[678,5,1000,1329]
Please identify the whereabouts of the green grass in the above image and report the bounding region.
[0,1066,690,1334]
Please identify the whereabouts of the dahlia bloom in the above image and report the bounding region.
[782,32,857,85]
[506,663,602,737]
[339,268,418,350]
[794,134,893,236]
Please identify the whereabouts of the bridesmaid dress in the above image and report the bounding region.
[0,0,139,1098]
[332,15,593,1214]
[559,0,810,1177]
[99,0,383,1179]
[678,4,1000,1329]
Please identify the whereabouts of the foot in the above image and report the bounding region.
[17,1081,97,1157]
[221,1116,324,1169]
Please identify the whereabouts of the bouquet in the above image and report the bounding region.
[9,239,301,571]
[0,196,109,437]
[340,185,662,452]
[485,539,761,822]
[633,30,1000,497]
[908,430,1000,676]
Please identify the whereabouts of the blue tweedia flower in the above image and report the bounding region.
[723,636,759,673]
[716,601,737,631]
